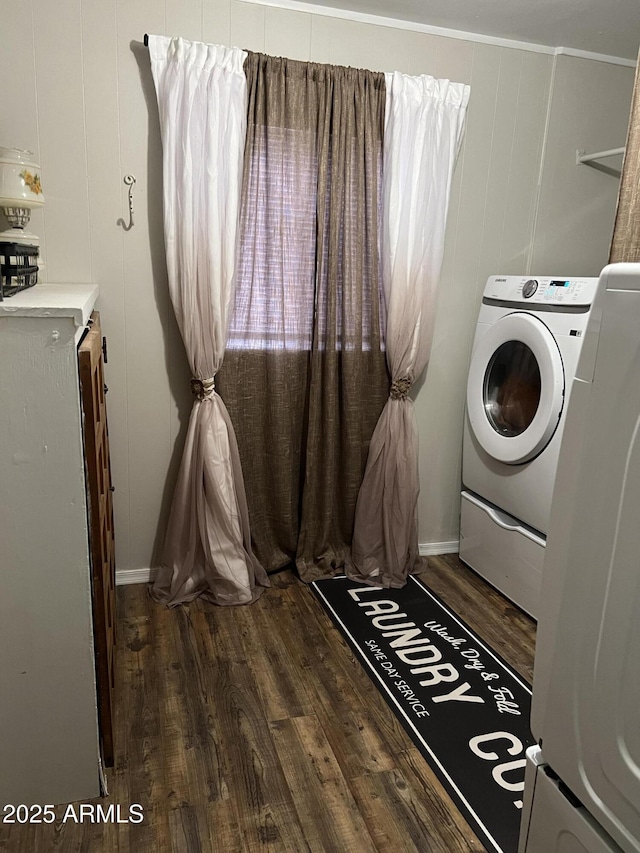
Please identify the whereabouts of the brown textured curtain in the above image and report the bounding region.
[610,51,640,262]
[216,53,389,582]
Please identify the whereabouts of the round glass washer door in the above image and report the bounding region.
[466,312,564,464]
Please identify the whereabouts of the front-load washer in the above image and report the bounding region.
[460,274,600,618]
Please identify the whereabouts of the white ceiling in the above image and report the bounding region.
[290,0,640,60]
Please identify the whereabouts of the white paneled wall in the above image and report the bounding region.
[1,0,633,577]
[531,55,635,274]
[34,1,91,283]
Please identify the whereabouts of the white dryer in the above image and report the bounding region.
[519,264,640,853]
[460,274,599,618]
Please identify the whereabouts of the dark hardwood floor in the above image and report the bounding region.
[0,555,535,853]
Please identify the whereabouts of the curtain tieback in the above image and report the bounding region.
[390,377,412,400]
[191,376,216,400]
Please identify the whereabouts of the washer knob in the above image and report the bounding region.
[522,279,538,298]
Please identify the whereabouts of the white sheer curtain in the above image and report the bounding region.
[148,35,269,606]
[350,70,470,588]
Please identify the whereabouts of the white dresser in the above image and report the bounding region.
[0,283,104,805]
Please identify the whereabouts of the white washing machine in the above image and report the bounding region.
[460,274,599,618]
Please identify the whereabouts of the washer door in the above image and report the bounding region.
[467,312,564,464]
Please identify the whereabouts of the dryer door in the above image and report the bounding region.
[467,312,564,464]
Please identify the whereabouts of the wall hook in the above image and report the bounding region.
[118,174,136,231]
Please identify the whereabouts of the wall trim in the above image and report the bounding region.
[555,46,636,69]
[237,0,636,66]
[418,540,460,557]
[116,546,460,585]
[116,567,156,586]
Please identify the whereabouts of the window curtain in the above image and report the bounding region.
[610,50,640,262]
[349,71,470,589]
[216,53,390,582]
[148,36,269,606]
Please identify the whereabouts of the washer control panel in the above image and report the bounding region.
[484,275,599,306]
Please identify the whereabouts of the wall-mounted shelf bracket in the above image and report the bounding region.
[576,147,625,177]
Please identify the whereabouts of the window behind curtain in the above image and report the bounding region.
[227,125,317,350]
[227,119,385,352]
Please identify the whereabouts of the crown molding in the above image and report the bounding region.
[238,0,636,66]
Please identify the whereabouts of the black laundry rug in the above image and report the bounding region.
[311,574,535,853]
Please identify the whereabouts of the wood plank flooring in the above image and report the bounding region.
[0,555,535,853]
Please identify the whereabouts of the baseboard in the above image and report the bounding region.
[116,543,459,586]
[115,567,157,586]
[418,540,460,556]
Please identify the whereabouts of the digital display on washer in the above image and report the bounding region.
[550,280,570,287]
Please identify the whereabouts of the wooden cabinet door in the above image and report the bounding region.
[78,311,116,767]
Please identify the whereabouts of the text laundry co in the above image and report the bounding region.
[348,586,485,706]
